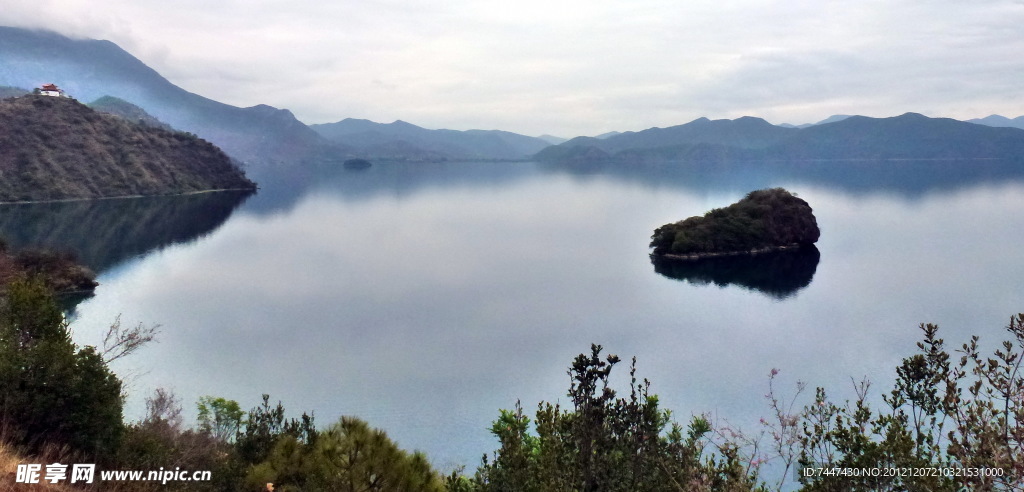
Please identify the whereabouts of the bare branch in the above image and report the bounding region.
[101,314,160,363]
[144,387,183,430]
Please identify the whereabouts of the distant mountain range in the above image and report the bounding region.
[0,26,555,169]
[779,114,853,129]
[310,118,551,161]
[968,115,1024,130]
[537,134,568,145]
[785,113,1024,131]
[537,113,1024,163]
[3,25,1024,172]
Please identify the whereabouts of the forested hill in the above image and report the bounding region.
[0,95,255,202]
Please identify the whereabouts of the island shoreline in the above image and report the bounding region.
[654,243,808,261]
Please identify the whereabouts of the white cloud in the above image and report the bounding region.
[2,0,1023,135]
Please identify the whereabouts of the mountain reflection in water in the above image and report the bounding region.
[0,190,253,313]
[0,190,253,273]
[651,245,821,299]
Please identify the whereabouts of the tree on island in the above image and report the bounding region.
[650,188,819,257]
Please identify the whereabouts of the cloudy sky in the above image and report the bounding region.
[3,0,1023,137]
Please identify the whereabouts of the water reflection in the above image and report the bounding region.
[0,191,253,273]
[244,158,1024,220]
[62,161,1024,482]
[650,245,820,299]
[539,158,1024,197]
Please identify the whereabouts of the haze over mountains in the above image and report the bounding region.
[779,115,853,129]
[87,95,173,131]
[2,25,1024,173]
[968,115,1024,130]
[0,26,333,179]
[0,27,554,171]
[310,118,550,161]
[537,113,1024,163]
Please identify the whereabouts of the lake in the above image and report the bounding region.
[6,159,1024,478]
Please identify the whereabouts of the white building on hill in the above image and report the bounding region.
[38,84,64,97]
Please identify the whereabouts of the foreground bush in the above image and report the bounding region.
[798,315,1024,490]
[249,416,444,492]
[0,277,122,460]
[474,345,759,492]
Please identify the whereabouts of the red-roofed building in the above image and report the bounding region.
[39,84,64,97]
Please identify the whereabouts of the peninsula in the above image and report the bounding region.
[0,94,255,202]
[650,188,819,259]
[0,240,97,295]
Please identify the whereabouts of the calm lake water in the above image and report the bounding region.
[6,159,1024,475]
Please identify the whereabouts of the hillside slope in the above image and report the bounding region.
[0,95,255,202]
[0,26,341,176]
[0,85,27,99]
[88,95,173,131]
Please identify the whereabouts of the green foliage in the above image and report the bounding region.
[798,316,1024,490]
[249,416,444,492]
[119,392,320,491]
[0,277,123,458]
[651,188,819,256]
[235,394,318,466]
[118,389,244,491]
[474,344,761,492]
[197,395,245,443]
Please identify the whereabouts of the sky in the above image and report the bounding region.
[2,0,1023,137]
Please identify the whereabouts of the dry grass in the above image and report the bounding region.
[0,440,79,491]
[0,440,157,492]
